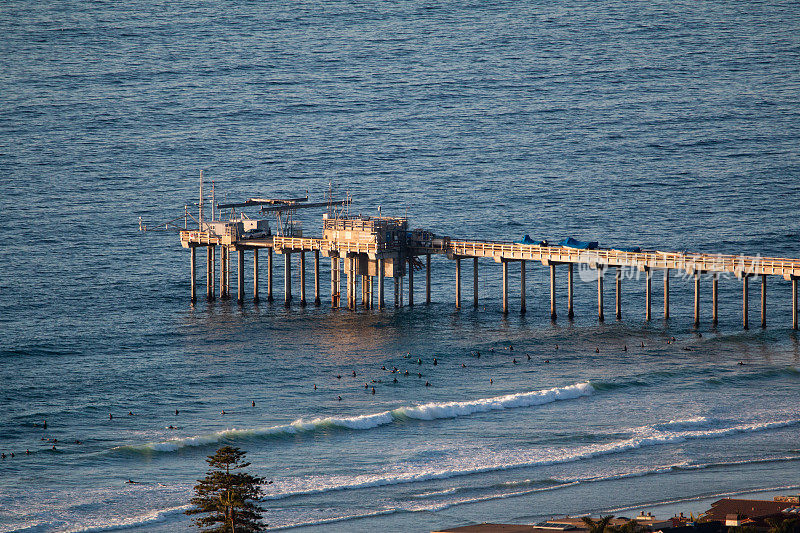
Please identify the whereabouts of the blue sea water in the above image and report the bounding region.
[1,0,800,531]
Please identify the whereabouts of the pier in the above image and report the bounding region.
[157,184,800,330]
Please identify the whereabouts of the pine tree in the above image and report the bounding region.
[186,446,266,532]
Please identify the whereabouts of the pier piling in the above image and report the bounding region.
[220,246,228,299]
[267,248,273,302]
[501,259,508,315]
[712,273,718,325]
[408,257,414,306]
[664,268,670,319]
[567,263,574,319]
[598,267,604,321]
[394,275,400,308]
[692,274,699,326]
[284,252,292,307]
[190,246,196,303]
[378,259,385,309]
[300,251,306,307]
[314,250,320,306]
[520,260,526,314]
[237,248,244,304]
[792,276,798,330]
[455,257,461,309]
[743,275,749,329]
[761,274,767,329]
[615,267,622,320]
[550,264,557,320]
[645,267,652,321]
[473,257,479,308]
[426,254,431,304]
[253,249,259,304]
[207,245,215,300]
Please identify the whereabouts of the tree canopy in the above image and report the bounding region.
[186,446,266,533]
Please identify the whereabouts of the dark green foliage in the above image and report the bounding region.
[582,515,616,533]
[768,517,800,533]
[186,446,266,532]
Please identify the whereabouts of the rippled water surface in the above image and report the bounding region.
[2,1,800,531]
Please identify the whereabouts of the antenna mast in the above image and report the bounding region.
[199,170,205,230]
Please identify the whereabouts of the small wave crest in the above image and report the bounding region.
[114,382,593,454]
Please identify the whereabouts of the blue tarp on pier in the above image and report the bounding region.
[516,235,549,246]
[559,237,599,250]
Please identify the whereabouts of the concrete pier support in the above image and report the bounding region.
[645,267,652,321]
[743,275,749,330]
[267,248,273,302]
[314,250,320,306]
[394,276,400,308]
[408,258,414,306]
[190,246,196,303]
[793,277,798,330]
[455,257,461,309]
[550,264,557,320]
[369,276,374,309]
[346,257,354,310]
[300,252,307,307]
[712,274,719,325]
[664,268,670,319]
[615,267,622,320]
[426,254,431,304]
[520,260,526,314]
[473,257,479,308]
[220,246,228,299]
[501,259,508,315]
[206,245,215,300]
[378,259,385,310]
[253,249,259,304]
[237,248,244,304]
[330,256,338,308]
[761,274,767,329]
[693,272,700,328]
[568,263,574,319]
[597,267,604,321]
[284,252,292,307]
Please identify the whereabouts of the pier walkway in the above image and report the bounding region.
[180,218,800,330]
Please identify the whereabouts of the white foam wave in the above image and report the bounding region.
[63,505,190,533]
[261,417,800,501]
[117,382,593,453]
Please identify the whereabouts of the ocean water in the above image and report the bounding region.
[1,0,800,531]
